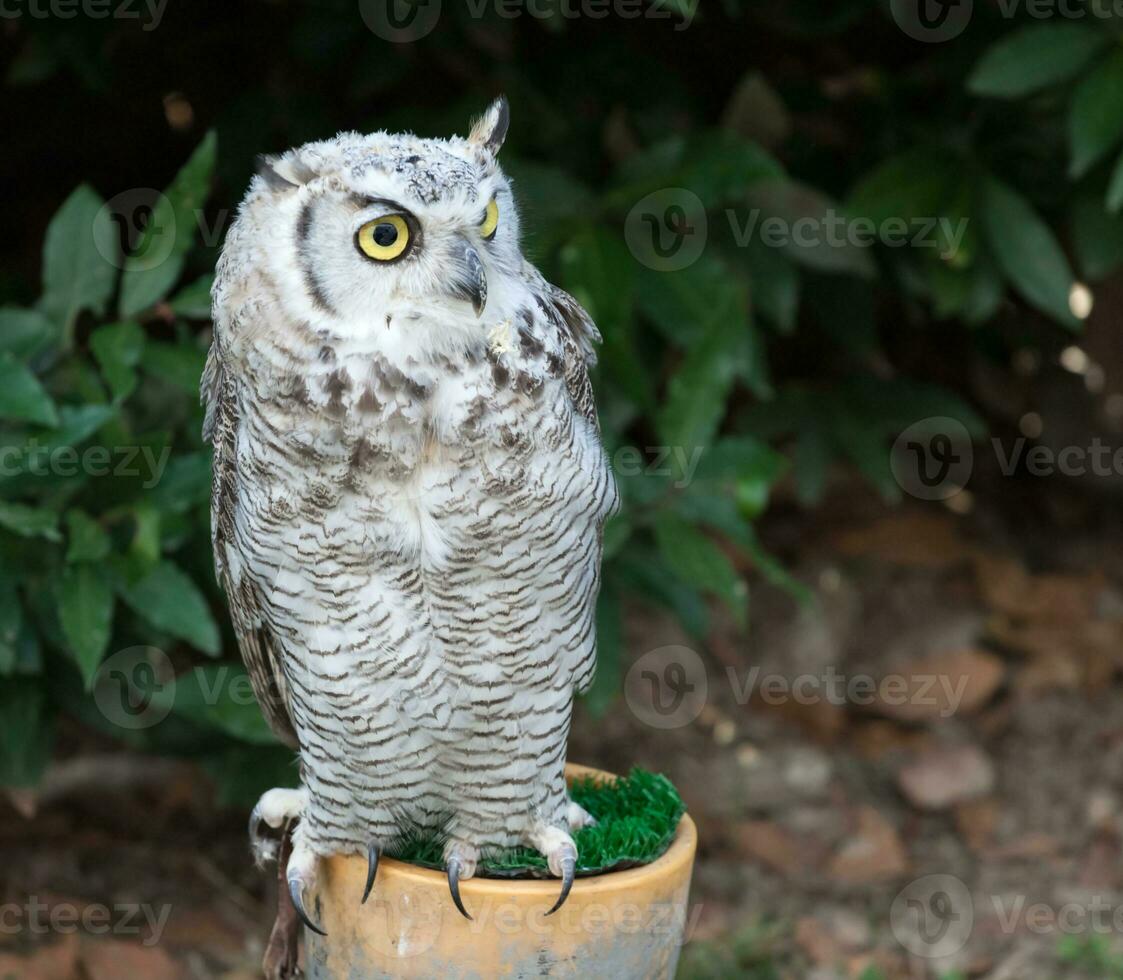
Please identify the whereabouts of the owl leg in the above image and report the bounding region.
[527,823,578,916]
[286,825,326,936]
[443,841,480,921]
[566,799,597,830]
[249,786,308,867]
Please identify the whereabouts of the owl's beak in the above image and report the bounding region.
[447,238,488,317]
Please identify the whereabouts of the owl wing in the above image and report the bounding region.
[543,282,601,430]
[202,345,300,750]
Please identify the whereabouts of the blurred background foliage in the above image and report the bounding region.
[0,0,1114,800]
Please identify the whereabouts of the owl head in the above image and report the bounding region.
[235,97,521,348]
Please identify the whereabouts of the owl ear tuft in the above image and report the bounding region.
[256,155,298,191]
[469,96,510,155]
[256,154,318,191]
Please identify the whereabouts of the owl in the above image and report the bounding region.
[201,97,619,933]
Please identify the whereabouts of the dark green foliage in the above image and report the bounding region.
[0,2,1112,791]
[386,768,686,877]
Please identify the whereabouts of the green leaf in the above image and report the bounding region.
[678,131,784,203]
[652,512,747,624]
[1070,49,1123,179]
[146,451,213,513]
[155,664,277,744]
[119,131,217,317]
[64,509,110,563]
[0,501,61,541]
[57,563,114,688]
[117,560,220,656]
[90,320,145,402]
[129,504,161,568]
[559,226,635,334]
[0,580,20,674]
[582,587,621,717]
[1073,190,1123,281]
[168,274,215,319]
[0,354,58,426]
[967,23,1109,98]
[1107,147,1123,213]
[793,428,830,506]
[846,147,958,228]
[0,307,58,361]
[745,179,876,278]
[612,549,709,639]
[657,288,751,454]
[0,679,53,786]
[980,176,1079,329]
[39,184,118,336]
[140,339,208,392]
[637,252,744,346]
[744,236,799,334]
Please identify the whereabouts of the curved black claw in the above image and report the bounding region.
[361,843,380,905]
[288,874,327,936]
[545,853,576,917]
[447,858,472,920]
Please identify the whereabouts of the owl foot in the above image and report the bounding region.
[361,842,381,904]
[566,798,597,830]
[286,836,326,936]
[249,786,308,868]
[443,842,479,920]
[528,825,578,916]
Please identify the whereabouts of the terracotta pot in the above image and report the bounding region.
[304,764,697,979]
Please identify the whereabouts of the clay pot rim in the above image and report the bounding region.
[322,762,697,900]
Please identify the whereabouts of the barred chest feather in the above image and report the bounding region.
[232,305,609,570]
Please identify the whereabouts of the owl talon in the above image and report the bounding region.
[286,835,325,936]
[361,842,381,904]
[527,825,579,916]
[446,858,472,920]
[287,873,326,936]
[546,851,576,916]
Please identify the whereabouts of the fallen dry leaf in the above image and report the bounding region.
[870,648,1005,724]
[735,821,808,876]
[897,744,995,810]
[954,797,1000,854]
[80,940,186,980]
[832,512,977,569]
[0,934,79,980]
[974,554,1103,624]
[795,916,842,966]
[828,806,908,883]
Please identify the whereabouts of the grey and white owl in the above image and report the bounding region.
[201,98,619,930]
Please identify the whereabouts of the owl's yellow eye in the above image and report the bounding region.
[356,214,411,261]
[480,199,499,241]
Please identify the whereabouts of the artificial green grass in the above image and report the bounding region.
[385,767,686,878]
